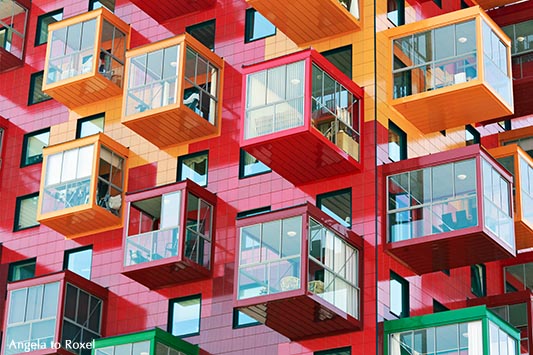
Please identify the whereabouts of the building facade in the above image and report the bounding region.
[0,0,532,354]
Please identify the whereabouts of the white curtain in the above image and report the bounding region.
[468,321,483,355]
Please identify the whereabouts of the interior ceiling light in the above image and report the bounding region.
[290,78,300,85]
[517,36,526,42]
[457,174,467,180]
[458,37,468,44]
[287,231,297,237]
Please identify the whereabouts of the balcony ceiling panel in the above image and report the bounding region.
[129,0,216,23]
[247,0,360,45]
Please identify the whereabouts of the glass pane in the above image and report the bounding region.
[171,296,201,336]
[161,191,181,229]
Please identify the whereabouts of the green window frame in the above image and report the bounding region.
[315,347,351,355]
[14,192,39,231]
[390,271,409,318]
[244,8,276,43]
[388,120,407,162]
[28,71,52,106]
[76,113,105,139]
[239,149,270,179]
[89,0,115,11]
[186,19,216,51]
[168,294,202,337]
[177,151,208,187]
[8,258,36,282]
[317,188,352,228]
[64,246,93,280]
[232,309,260,329]
[35,9,63,46]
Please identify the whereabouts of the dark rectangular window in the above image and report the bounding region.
[28,71,52,105]
[388,120,407,162]
[169,294,201,337]
[317,188,352,228]
[8,258,36,282]
[239,149,270,178]
[233,309,260,328]
[35,9,63,46]
[14,192,39,231]
[465,125,480,146]
[433,299,448,313]
[471,264,487,297]
[21,127,49,167]
[245,8,276,43]
[236,206,271,219]
[76,113,105,139]
[322,45,353,79]
[64,246,93,279]
[390,271,409,318]
[315,347,351,355]
[387,0,405,26]
[177,151,208,187]
[186,19,216,51]
[89,0,115,11]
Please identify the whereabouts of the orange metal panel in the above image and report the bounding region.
[246,0,361,46]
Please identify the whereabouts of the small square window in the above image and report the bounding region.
[245,8,276,43]
[317,188,352,228]
[390,271,409,318]
[387,0,405,26]
[177,151,208,187]
[322,45,352,79]
[315,347,351,355]
[76,113,105,139]
[14,192,39,231]
[388,120,407,162]
[28,71,52,106]
[64,246,93,279]
[465,125,480,146]
[8,258,36,282]
[89,0,115,11]
[233,309,260,329]
[35,9,63,46]
[471,264,487,297]
[21,127,49,167]
[169,294,201,337]
[239,149,270,178]
[186,19,216,51]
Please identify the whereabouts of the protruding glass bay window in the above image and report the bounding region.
[386,6,513,133]
[384,145,515,274]
[234,203,362,340]
[37,133,128,239]
[2,270,107,355]
[0,0,28,72]
[490,144,533,250]
[242,49,363,185]
[43,8,130,109]
[245,0,360,45]
[385,306,520,355]
[122,34,223,149]
[122,180,216,289]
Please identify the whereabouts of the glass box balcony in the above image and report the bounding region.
[122,34,223,149]
[246,0,360,46]
[468,291,533,355]
[43,8,130,110]
[384,145,515,274]
[2,270,107,355]
[0,0,28,72]
[489,144,533,250]
[234,203,362,339]
[241,49,363,185]
[122,180,216,290]
[384,306,520,355]
[386,6,513,133]
[495,1,533,118]
[93,328,199,355]
[37,133,129,239]
[128,0,215,23]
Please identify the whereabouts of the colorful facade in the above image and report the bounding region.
[0,0,532,354]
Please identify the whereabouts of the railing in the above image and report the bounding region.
[124,227,179,266]
[393,53,478,99]
[388,195,478,242]
[42,178,91,214]
[238,256,301,299]
[244,97,305,139]
[125,77,178,116]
